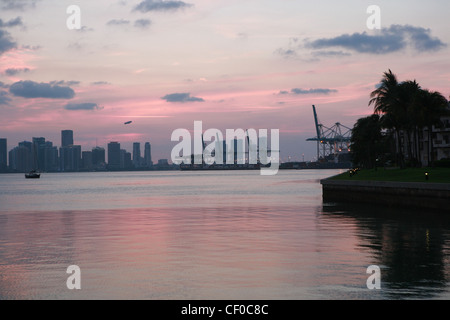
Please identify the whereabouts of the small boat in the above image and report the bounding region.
[25,143,41,179]
[25,170,40,179]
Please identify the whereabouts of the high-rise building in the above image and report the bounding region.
[124,152,132,169]
[92,146,106,168]
[0,138,7,172]
[44,142,59,172]
[61,130,74,147]
[133,142,141,168]
[107,142,121,170]
[9,141,32,172]
[82,151,93,170]
[60,145,81,171]
[144,142,152,167]
[120,149,132,169]
[32,137,46,171]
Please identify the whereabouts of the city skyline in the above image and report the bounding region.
[0,1,449,162]
[1,129,156,172]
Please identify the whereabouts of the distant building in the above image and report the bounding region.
[133,142,141,168]
[0,138,6,172]
[92,146,106,169]
[44,141,59,172]
[33,137,46,171]
[394,106,450,166]
[61,130,74,147]
[119,149,132,169]
[126,152,132,169]
[120,149,126,169]
[107,142,121,170]
[60,145,81,171]
[9,141,32,172]
[157,159,169,168]
[419,113,450,164]
[82,151,93,170]
[144,142,152,167]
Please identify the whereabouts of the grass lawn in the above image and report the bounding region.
[329,167,450,183]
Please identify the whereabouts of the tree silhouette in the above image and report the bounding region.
[366,70,449,167]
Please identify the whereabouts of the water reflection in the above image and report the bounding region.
[321,202,450,299]
[1,171,450,299]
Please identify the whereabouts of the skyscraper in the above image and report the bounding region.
[60,145,81,171]
[0,138,7,172]
[82,151,93,170]
[124,151,132,169]
[32,137,46,171]
[92,147,106,168]
[144,142,152,167]
[133,142,141,168]
[107,142,121,170]
[9,141,32,172]
[61,130,74,147]
[120,149,132,169]
[44,141,59,172]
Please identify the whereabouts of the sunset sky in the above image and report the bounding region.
[1,0,449,162]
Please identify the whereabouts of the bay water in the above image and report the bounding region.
[1,170,449,300]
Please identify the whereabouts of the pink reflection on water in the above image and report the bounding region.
[1,204,350,299]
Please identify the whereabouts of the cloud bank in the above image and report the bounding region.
[9,80,75,99]
[0,0,40,11]
[107,19,130,26]
[0,91,11,105]
[134,19,152,29]
[134,0,193,13]
[277,24,447,58]
[4,67,30,76]
[161,92,204,103]
[64,102,102,111]
[279,88,338,95]
[306,24,446,54]
[0,17,23,28]
[0,29,16,55]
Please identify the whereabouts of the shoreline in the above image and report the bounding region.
[320,178,450,212]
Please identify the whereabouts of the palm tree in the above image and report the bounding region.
[350,114,384,168]
[398,80,422,165]
[418,89,449,166]
[369,70,449,167]
[369,70,404,166]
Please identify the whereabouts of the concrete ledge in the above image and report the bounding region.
[320,178,450,212]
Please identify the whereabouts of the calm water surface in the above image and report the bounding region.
[0,170,450,300]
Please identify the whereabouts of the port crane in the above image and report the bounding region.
[306,105,352,161]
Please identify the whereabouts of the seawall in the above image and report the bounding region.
[320,179,450,212]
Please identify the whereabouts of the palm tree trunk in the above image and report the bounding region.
[416,127,422,167]
[427,126,432,167]
[414,127,419,167]
[407,129,413,166]
[430,127,435,167]
[396,129,404,167]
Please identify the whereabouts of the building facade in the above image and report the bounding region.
[0,138,6,172]
[144,142,152,167]
[61,130,74,147]
[107,142,121,170]
[419,114,450,164]
[133,142,141,168]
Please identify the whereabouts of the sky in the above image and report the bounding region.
[0,0,449,162]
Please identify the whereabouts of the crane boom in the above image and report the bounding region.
[312,105,321,140]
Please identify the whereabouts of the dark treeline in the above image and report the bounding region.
[351,70,449,168]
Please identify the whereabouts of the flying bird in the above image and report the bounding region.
[124,121,132,125]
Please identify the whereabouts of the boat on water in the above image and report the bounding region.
[25,143,41,179]
[25,170,40,179]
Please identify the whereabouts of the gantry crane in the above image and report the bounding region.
[306,105,352,161]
